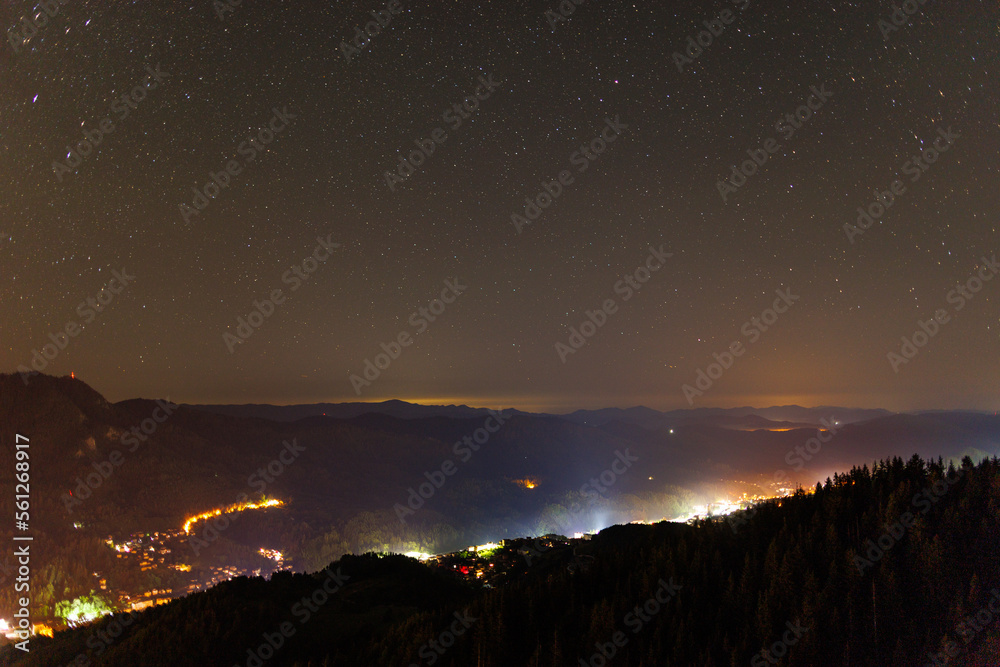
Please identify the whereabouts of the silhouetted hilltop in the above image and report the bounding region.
[1,373,998,649]
[7,455,1000,666]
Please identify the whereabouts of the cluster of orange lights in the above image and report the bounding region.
[182,498,284,534]
[513,478,538,490]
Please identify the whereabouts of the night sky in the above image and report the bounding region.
[2,0,998,412]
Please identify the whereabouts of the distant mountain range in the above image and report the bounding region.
[187,398,895,429]
[184,399,525,422]
[4,375,996,525]
[4,375,996,511]
[1,372,998,630]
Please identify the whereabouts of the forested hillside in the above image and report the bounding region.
[8,455,1000,666]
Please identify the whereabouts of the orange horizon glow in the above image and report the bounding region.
[81,373,1000,416]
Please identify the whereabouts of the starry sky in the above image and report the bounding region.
[1,0,998,412]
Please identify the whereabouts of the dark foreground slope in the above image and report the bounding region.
[7,455,1000,666]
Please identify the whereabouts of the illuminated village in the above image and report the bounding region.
[1,500,291,642]
[1,487,801,642]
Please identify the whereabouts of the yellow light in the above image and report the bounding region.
[183,498,284,534]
